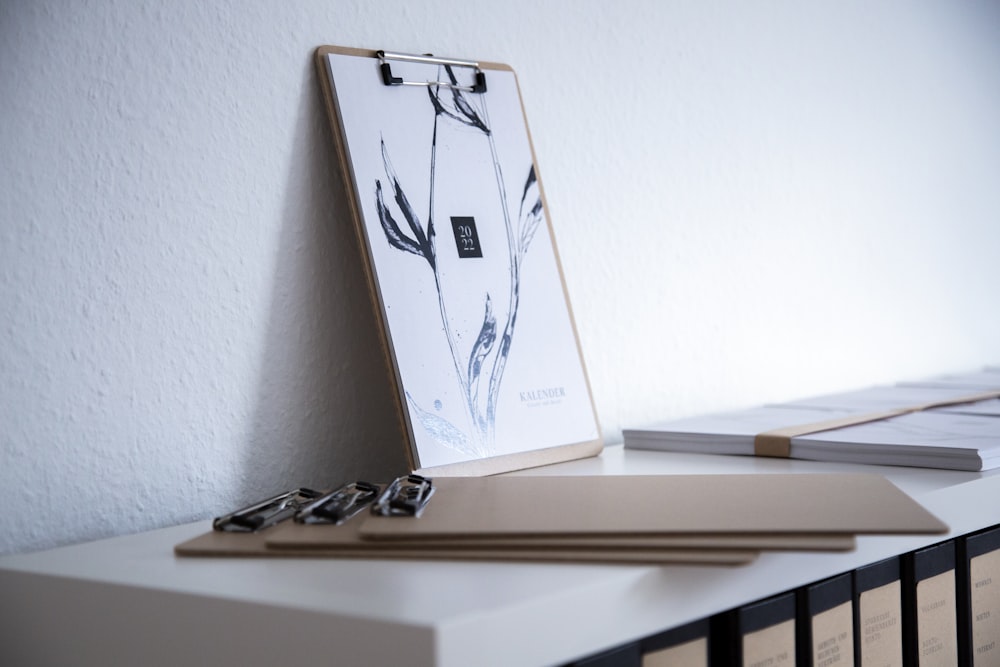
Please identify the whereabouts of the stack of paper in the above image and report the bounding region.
[624,369,1000,471]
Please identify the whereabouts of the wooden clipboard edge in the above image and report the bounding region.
[415,439,602,477]
[266,520,856,552]
[314,45,603,476]
[175,527,756,566]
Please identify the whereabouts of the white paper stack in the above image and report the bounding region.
[623,369,1000,471]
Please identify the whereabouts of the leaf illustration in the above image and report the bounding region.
[376,180,424,257]
[406,393,481,458]
[517,165,543,255]
[467,295,497,391]
[520,163,538,204]
[378,139,435,268]
[427,66,490,135]
[485,326,514,432]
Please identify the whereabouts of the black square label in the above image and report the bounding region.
[450,216,483,258]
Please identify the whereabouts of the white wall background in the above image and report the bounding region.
[2,0,999,556]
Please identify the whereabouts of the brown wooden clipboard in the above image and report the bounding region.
[315,45,602,476]
[354,474,948,541]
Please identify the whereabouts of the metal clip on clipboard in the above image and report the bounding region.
[377,50,487,94]
[294,481,381,525]
[212,488,323,532]
[372,474,435,518]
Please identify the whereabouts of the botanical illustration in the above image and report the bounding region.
[374,66,543,459]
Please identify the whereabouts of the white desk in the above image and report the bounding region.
[2,446,998,667]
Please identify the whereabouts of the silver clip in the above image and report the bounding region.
[377,50,487,93]
[371,474,435,518]
[212,488,323,532]
[294,481,381,525]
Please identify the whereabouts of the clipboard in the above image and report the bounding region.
[315,46,602,475]
[355,474,948,541]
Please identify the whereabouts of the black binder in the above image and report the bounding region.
[958,525,1000,665]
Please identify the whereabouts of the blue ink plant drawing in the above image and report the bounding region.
[374,66,544,459]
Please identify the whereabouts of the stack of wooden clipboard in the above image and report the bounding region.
[176,473,947,566]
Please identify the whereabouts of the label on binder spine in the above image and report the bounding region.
[971,549,1000,664]
[743,618,794,667]
[642,637,707,667]
[859,579,903,666]
[811,600,853,667]
[916,570,957,666]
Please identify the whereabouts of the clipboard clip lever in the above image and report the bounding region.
[212,487,323,532]
[372,474,435,517]
[294,481,381,525]
[377,50,487,94]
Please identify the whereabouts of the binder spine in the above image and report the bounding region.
[853,556,902,667]
[958,525,1000,665]
[712,592,796,667]
[903,540,957,665]
[640,618,710,666]
[797,573,853,667]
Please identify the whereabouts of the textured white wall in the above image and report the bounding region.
[2,0,999,556]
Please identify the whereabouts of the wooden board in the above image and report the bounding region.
[356,474,948,540]
[315,45,602,475]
